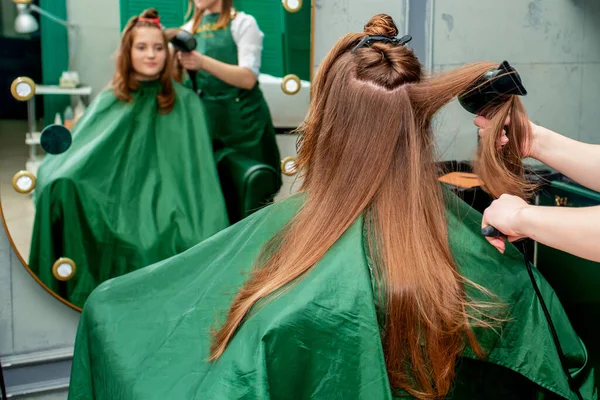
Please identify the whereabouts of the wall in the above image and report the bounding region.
[66,0,121,97]
[430,0,600,162]
[313,0,408,72]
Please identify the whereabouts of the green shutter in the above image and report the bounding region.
[119,0,188,30]
[234,0,285,78]
[39,0,70,126]
[234,0,311,79]
[282,4,311,81]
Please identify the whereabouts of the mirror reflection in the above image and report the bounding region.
[1,0,312,310]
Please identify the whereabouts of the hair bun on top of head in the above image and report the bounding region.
[352,14,412,54]
[140,8,159,19]
[364,14,398,37]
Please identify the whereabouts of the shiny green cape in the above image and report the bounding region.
[29,80,229,309]
[68,193,596,399]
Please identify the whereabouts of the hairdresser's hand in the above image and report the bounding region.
[474,116,539,159]
[178,51,204,71]
[481,194,532,253]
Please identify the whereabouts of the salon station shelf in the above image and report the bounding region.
[24,85,92,175]
[35,85,92,96]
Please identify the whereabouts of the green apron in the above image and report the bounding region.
[68,191,596,399]
[29,80,229,309]
[191,13,282,187]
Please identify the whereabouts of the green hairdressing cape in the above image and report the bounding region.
[68,192,596,399]
[29,80,229,309]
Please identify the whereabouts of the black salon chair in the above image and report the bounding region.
[217,151,281,224]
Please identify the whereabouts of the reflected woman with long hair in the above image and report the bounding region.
[68,14,594,399]
[30,8,229,310]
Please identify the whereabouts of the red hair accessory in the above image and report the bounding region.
[137,17,162,27]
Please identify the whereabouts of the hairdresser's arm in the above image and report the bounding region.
[482,194,600,262]
[178,51,257,90]
[475,117,600,192]
[532,126,600,192]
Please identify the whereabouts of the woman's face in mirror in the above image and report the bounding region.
[131,27,166,80]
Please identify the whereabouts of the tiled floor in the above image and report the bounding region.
[0,119,37,263]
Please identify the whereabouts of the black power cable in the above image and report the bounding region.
[522,247,584,400]
[482,223,584,399]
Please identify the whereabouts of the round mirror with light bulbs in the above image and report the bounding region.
[1,0,315,313]
[282,0,302,13]
[281,74,302,95]
[10,77,36,102]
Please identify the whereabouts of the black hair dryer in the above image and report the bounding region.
[458,60,527,115]
[170,30,199,94]
[458,60,528,239]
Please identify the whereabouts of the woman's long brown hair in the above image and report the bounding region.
[112,8,175,114]
[209,14,532,399]
[186,0,234,34]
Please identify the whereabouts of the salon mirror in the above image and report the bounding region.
[1,1,313,312]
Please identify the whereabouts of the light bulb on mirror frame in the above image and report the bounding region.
[282,0,302,13]
[281,156,298,176]
[281,74,301,95]
[10,77,36,101]
[52,257,76,281]
[12,170,37,194]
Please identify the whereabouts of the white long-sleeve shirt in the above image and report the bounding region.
[181,11,263,77]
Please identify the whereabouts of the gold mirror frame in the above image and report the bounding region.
[281,74,302,95]
[11,170,36,194]
[282,0,302,13]
[0,0,315,313]
[0,189,81,311]
[10,77,36,102]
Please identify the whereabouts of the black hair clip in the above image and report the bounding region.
[351,34,412,54]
